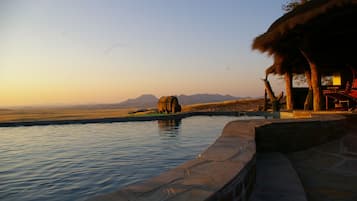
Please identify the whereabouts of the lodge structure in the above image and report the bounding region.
[253,0,357,111]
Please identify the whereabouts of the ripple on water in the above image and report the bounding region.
[0,116,259,201]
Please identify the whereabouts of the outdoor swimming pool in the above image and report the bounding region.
[0,115,261,201]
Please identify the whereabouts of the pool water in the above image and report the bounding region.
[0,116,259,201]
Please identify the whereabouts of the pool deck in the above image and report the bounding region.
[251,114,357,201]
[250,136,357,201]
[287,133,357,201]
[250,153,307,201]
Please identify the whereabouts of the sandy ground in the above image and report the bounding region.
[0,108,136,123]
[0,98,264,123]
[181,98,264,112]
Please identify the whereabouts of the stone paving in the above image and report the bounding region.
[287,134,357,201]
[252,114,355,201]
[250,153,307,201]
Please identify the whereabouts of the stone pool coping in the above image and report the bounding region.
[0,111,274,127]
[88,114,347,201]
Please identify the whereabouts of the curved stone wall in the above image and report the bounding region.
[255,115,347,153]
[88,115,348,201]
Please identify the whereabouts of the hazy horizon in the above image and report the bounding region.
[0,92,260,108]
[0,0,287,107]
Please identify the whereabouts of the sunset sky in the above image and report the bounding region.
[0,0,287,107]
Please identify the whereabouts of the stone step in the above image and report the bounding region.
[249,153,307,201]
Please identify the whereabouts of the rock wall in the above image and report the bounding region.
[255,115,347,153]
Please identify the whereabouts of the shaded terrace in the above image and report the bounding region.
[252,0,357,111]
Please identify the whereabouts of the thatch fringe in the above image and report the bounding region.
[252,0,357,52]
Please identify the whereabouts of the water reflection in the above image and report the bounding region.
[0,116,245,201]
[157,119,182,136]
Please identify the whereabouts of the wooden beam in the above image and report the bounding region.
[304,70,313,110]
[285,72,293,110]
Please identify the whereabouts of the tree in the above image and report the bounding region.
[282,0,309,12]
[282,0,313,109]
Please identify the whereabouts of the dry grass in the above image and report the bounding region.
[0,98,264,123]
[182,98,264,112]
[0,108,137,123]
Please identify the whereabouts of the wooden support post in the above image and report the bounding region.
[263,75,269,111]
[310,62,322,111]
[285,72,293,110]
[304,71,313,110]
[301,50,322,111]
[263,89,268,111]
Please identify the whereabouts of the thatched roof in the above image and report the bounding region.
[253,0,357,75]
[265,52,309,75]
[253,0,357,52]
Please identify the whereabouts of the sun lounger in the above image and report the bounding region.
[324,79,357,110]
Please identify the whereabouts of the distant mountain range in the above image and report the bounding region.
[2,94,245,110]
[115,94,158,108]
[116,93,241,108]
[56,93,243,109]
